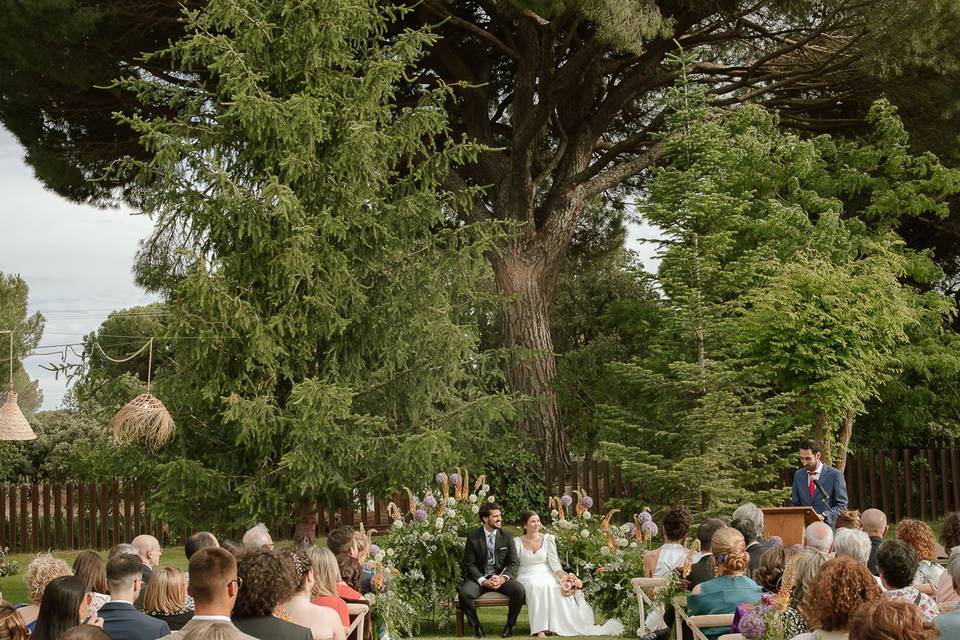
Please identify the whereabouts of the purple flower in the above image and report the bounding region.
[770,535,783,546]
[760,594,776,607]
[640,520,658,536]
[560,495,573,507]
[637,511,652,523]
[624,522,637,536]
[581,496,594,509]
[450,473,461,486]
[436,472,448,484]
[414,509,428,522]
[423,495,438,509]
[737,610,766,640]
[370,544,381,557]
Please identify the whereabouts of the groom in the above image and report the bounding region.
[459,502,525,638]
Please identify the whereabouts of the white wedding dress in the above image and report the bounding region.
[515,533,624,636]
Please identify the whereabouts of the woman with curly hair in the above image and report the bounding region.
[791,557,882,640]
[0,602,30,640]
[16,553,73,631]
[688,528,762,640]
[231,547,312,640]
[278,548,344,640]
[895,519,943,588]
[936,511,960,606]
[848,598,939,640]
[753,544,797,595]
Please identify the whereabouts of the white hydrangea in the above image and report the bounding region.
[422,532,433,542]
[375,551,386,562]
[550,509,559,518]
[469,494,478,503]
[583,511,592,520]
[580,529,590,538]
[620,523,633,533]
[487,496,496,503]
[435,517,445,529]
[629,541,638,548]
[471,505,480,514]
[386,547,396,556]
[392,520,404,530]
[600,546,611,555]
[446,497,457,507]
[482,484,490,493]
[616,537,628,547]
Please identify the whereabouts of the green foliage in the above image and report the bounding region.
[0,272,44,415]
[0,547,18,577]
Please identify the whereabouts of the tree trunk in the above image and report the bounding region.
[835,409,855,473]
[491,250,570,468]
[814,412,833,465]
[293,496,318,546]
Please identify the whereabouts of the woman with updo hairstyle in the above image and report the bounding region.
[895,518,943,587]
[834,510,861,530]
[0,602,29,640]
[753,543,796,595]
[687,528,761,640]
[847,598,939,640]
[278,548,344,640]
[792,557,882,640]
[643,505,691,578]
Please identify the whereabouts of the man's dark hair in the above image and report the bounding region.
[663,505,692,541]
[479,502,502,521]
[233,547,297,618]
[221,539,243,556]
[799,439,822,454]
[697,518,728,552]
[106,553,142,591]
[732,518,759,545]
[185,531,219,560]
[327,526,356,555]
[877,539,919,589]
[63,625,112,640]
[188,547,237,604]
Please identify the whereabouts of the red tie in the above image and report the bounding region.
[808,472,816,499]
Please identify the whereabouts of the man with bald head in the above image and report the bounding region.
[861,508,888,576]
[132,534,162,609]
[803,521,834,554]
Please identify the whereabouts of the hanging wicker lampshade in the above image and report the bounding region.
[107,339,175,449]
[0,390,36,441]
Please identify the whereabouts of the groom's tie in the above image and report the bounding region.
[486,531,496,574]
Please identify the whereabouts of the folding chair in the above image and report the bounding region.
[631,577,668,634]
[346,601,369,640]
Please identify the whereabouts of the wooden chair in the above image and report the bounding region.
[631,577,668,634]
[346,601,369,640]
[717,634,744,640]
[674,603,735,640]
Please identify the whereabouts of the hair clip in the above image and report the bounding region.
[717,553,727,563]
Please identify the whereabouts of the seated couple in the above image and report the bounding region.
[458,502,623,638]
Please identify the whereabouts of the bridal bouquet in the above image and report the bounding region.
[559,573,583,597]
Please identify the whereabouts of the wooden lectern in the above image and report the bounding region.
[761,507,822,547]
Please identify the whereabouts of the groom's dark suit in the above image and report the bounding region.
[459,526,525,633]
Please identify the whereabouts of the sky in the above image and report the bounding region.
[0,126,158,410]
[0,124,662,411]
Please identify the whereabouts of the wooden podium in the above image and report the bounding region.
[761,507,822,547]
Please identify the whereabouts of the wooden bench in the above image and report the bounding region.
[455,592,512,637]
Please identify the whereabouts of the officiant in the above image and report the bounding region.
[790,438,848,528]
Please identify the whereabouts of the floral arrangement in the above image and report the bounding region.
[0,546,17,577]
[736,555,801,640]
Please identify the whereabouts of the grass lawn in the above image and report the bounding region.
[412,608,623,640]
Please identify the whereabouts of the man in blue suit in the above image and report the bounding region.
[99,553,170,640]
[791,438,848,527]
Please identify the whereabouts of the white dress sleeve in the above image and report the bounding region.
[545,534,564,574]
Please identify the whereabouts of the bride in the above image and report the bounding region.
[515,511,624,637]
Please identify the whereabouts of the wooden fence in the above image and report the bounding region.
[2,448,958,552]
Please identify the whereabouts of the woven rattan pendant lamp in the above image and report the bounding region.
[0,330,37,440]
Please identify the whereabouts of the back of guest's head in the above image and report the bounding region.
[185,531,220,560]
[181,621,243,640]
[895,518,936,561]
[24,554,73,605]
[711,527,749,575]
[848,598,940,640]
[0,602,29,640]
[327,526,356,556]
[754,543,796,593]
[337,554,362,591]
[143,566,188,614]
[803,521,833,553]
[835,510,861,530]
[859,508,887,535]
[696,518,727,552]
[188,547,238,605]
[31,575,86,640]
[731,503,764,534]
[352,531,371,560]
[790,548,830,607]
[876,539,918,589]
[234,547,296,618]
[241,523,273,549]
[307,545,340,598]
[220,539,243,556]
[63,626,112,640]
[731,518,759,545]
[941,512,960,552]
[948,547,960,591]
[108,543,138,559]
[662,505,691,542]
[281,547,311,593]
[106,553,143,593]
[833,528,872,564]
[72,551,107,595]
[802,557,882,631]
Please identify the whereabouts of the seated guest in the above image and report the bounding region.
[848,598,939,640]
[181,621,244,640]
[834,510,861,530]
[132,535,163,584]
[99,553,171,640]
[232,547,311,640]
[688,528,762,640]
[16,553,73,631]
[307,547,349,627]
[895,519,943,589]
[833,529,873,566]
[936,512,960,606]
[876,539,939,622]
[0,602,30,640]
[220,540,243,556]
[935,550,960,636]
[143,567,194,630]
[859,509,886,577]
[730,518,767,579]
[350,532,374,594]
[644,505,691,577]
[64,625,112,640]
[803,521,833,555]
[326,527,356,557]
[336,556,363,600]
[784,548,830,635]
[32,576,99,640]
[687,518,727,589]
[169,546,256,638]
[791,557,882,640]
[72,551,111,615]
[186,532,220,561]
[109,544,140,560]
[241,524,273,550]
[753,543,796,595]
[279,549,345,640]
